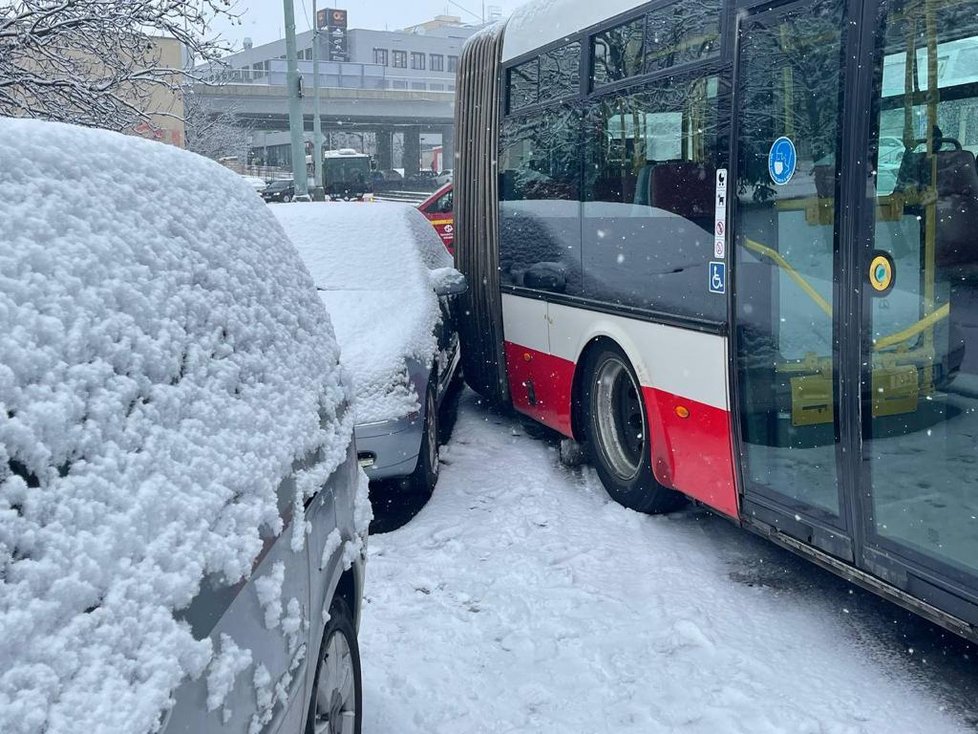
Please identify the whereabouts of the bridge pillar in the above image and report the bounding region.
[440,125,455,173]
[375,129,393,171]
[403,126,421,179]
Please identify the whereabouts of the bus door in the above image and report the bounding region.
[732,0,857,560]
[857,0,978,623]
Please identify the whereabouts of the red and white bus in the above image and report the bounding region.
[454,0,978,640]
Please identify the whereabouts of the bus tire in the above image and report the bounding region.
[583,345,685,514]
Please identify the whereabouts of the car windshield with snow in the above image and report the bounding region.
[0,119,368,734]
[274,202,466,498]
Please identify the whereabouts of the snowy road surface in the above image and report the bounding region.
[359,391,978,733]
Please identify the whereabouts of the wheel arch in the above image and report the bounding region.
[566,326,673,488]
[567,323,658,442]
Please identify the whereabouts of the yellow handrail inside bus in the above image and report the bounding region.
[743,237,833,317]
[742,236,949,352]
[874,302,949,350]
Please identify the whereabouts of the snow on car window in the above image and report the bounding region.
[0,119,353,734]
[273,203,444,423]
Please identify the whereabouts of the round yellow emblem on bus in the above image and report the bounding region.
[869,253,894,294]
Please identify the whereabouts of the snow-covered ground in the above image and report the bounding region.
[359,391,978,733]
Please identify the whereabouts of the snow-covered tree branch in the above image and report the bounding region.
[0,0,237,131]
[183,90,252,162]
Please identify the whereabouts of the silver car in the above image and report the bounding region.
[0,119,365,734]
[275,202,466,498]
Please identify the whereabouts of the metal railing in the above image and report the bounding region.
[199,59,455,93]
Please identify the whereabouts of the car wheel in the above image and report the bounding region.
[306,597,362,734]
[283,194,292,203]
[583,345,685,514]
[409,380,439,497]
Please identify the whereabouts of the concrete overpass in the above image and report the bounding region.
[192,79,455,174]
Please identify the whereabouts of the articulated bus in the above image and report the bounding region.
[453,0,978,641]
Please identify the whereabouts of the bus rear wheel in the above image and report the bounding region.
[583,346,685,514]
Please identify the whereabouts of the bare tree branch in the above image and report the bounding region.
[183,89,252,161]
[0,0,238,131]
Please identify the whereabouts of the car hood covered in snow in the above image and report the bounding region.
[274,203,447,424]
[0,120,353,733]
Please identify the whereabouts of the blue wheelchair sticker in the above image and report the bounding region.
[709,261,726,294]
[768,136,797,185]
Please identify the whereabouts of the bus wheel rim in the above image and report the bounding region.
[594,358,645,481]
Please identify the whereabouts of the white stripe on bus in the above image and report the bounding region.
[502,293,730,411]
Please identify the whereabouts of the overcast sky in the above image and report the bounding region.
[211,0,524,51]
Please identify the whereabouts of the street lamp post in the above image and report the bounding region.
[283,0,308,198]
[311,0,325,200]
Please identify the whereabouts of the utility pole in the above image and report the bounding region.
[311,0,325,200]
[283,0,308,198]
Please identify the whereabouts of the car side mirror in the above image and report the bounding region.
[430,267,468,296]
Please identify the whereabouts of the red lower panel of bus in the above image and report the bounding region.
[503,341,739,519]
[503,341,575,436]
[643,387,739,519]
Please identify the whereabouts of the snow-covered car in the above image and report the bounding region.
[434,168,453,186]
[241,174,267,192]
[274,202,466,496]
[0,119,369,734]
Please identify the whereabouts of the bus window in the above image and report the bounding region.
[866,0,978,576]
[508,58,540,112]
[582,74,722,321]
[591,15,645,87]
[499,105,582,294]
[644,0,721,74]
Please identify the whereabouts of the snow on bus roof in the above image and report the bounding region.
[502,0,646,61]
[323,148,368,158]
[0,119,353,733]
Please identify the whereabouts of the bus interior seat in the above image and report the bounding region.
[634,160,715,228]
[894,147,978,268]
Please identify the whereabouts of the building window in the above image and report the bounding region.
[411,52,426,70]
[392,50,407,68]
[373,48,389,66]
[447,55,459,72]
[431,53,444,72]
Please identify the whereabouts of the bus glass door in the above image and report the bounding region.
[860,0,978,612]
[733,0,854,557]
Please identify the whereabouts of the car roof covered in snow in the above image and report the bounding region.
[273,202,452,424]
[0,119,353,733]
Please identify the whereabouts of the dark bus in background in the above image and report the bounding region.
[453,0,978,642]
[323,148,371,200]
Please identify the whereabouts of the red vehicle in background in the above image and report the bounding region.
[417,183,454,254]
